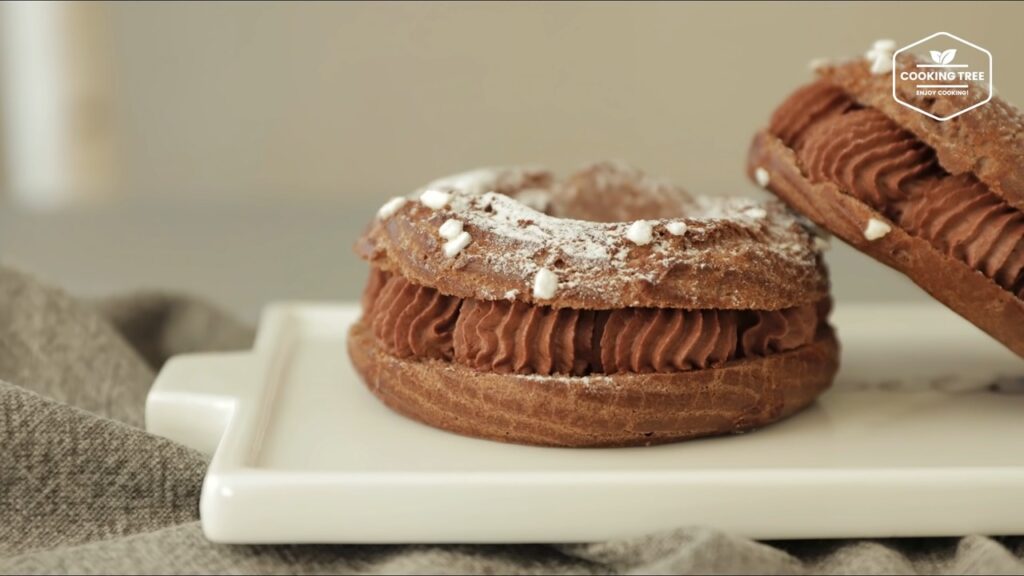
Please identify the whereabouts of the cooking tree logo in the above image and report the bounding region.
[892,32,993,121]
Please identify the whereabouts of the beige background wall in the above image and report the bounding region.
[1,1,1022,318]
[102,1,1022,201]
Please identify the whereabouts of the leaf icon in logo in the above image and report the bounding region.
[930,49,957,65]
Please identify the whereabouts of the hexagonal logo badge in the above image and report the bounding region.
[891,32,993,121]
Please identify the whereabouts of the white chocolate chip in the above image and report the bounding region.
[745,207,767,220]
[533,267,558,299]
[754,167,771,188]
[863,218,892,241]
[503,289,519,300]
[625,220,654,245]
[808,57,830,71]
[665,221,688,236]
[377,197,407,220]
[419,189,452,209]
[442,231,472,257]
[438,218,463,240]
[873,38,897,52]
[813,236,832,252]
[870,53,893,75]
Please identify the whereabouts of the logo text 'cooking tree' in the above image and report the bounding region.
[892,32,993,121]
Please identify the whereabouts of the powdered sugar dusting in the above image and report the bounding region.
[515,188,550,212]
[377,165,822,307]
[426,168,499,195]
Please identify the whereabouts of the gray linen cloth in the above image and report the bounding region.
[1,264,1022,575]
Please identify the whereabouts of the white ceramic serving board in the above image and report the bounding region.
[146,302,1024,544]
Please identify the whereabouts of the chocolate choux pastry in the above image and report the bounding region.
[749,46,1024,358]
[350,162,838,447]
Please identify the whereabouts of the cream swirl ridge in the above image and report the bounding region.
[902,175,1024,298]
[369,270,461,360]
[797,108,937,209]
[365,268,824,376]
[769,81,857,150]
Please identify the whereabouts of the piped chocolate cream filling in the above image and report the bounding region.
[770,80,1024,299]
[362,267,825,376]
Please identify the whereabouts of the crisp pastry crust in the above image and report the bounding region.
[358,162,829,311]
